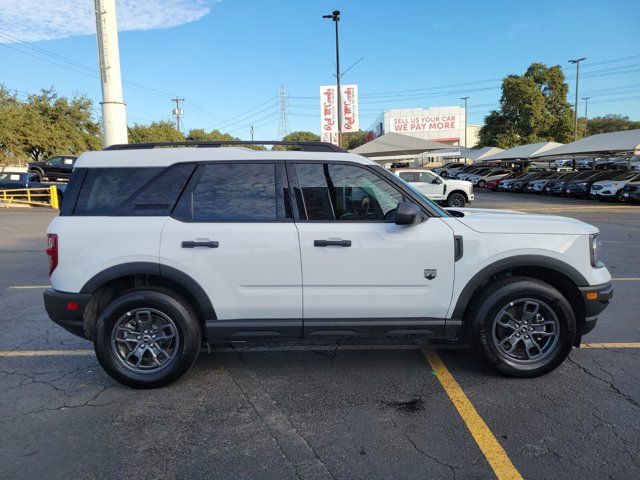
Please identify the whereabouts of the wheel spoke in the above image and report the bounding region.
[152,324,176,343]
[498,312,519,331]
[135,310,152,332]
[522,301,540,323]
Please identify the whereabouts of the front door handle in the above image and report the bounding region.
[314,239,352,247]
[181,240,219,248]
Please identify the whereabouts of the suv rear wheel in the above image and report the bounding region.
[470,276,576,377]
[94,289,201,388]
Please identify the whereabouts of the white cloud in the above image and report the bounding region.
[0,0,215,43]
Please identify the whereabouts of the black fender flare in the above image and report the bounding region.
[80,262,216,320]
[451,255,588,320]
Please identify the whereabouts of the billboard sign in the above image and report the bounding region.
[389,114,458,134]
[320,84,359,145]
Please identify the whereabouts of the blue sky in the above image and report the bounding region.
[1,0,639,140]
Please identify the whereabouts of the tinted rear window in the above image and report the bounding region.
[175,163,286,222]
[74,168,162,215]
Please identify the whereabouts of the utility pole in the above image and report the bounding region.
[460,96,469,150]
[582,97,590,138]
[250,125,255,141]
[94,0,127,147]
[569,57,586,141]
[277,84,289,141]
[323,10,341,147]
[172,97,185,133]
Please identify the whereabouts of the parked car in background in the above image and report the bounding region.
[554,159,574,170]
[28,155,77,181]
[544,171,591,195]
[456,167,492,181]
[433,162,466,178]
[497,173,528,191]
[590,171,640,201]
[563,171,619,198]
[394,169,474,207]
[526,172,563,193]
[621,182,640,202]
[0,171,66,201]
[504,172,548,193]
[576,159,594,170]
[469,168,512,188]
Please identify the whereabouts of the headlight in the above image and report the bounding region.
[590,233,604,268]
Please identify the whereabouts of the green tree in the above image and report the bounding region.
[585,114,640,135]
[0,87,101,164]
[341,131,370,150]
[272,131,320,150]
[478,63,574,148]
[128,121,184,143]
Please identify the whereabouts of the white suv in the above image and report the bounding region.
[44,141,613,388]
[394,169,473,207]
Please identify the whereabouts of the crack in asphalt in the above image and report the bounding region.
[568,356,640,409]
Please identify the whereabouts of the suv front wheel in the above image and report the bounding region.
[471,276,576,377]
[94,289,201,388]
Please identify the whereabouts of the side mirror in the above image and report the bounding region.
[432,178,442,184]
[395,201,423,225]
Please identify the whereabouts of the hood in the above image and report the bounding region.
[444,179,472,189]
[445,207,598,235]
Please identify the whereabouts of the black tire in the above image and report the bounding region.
[440,171,448,178]
[446,192,467,207]
[94,289,201,388]
[617,190,626,202]
[477,180,486,188]
[470,276,576,377]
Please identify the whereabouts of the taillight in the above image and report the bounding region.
[46,233,58,275]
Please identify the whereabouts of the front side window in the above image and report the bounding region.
[417,171,438,183]
[398,172,417,182]
[177,163,285,222]
[295,163,403,221]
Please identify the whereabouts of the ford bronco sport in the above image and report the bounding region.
[44,141,613,388]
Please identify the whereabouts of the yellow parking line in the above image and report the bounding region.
[8,285,50,289]
[580,342,640,349]
[0,349,94,357]
[422,347,523,480]
[518,206,637,212]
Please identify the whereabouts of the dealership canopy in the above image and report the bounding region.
[350,132,454,157]
[460,146,504,162]
[480,141,563,161]
[530,129,640,159]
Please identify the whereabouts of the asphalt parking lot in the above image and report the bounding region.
[1,191,639,480]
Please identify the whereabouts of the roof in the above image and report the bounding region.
[460,146,504,162]
[530,129,640,159]
[74,147,374,168]
[480,141,563,161]
[350,132,454,157]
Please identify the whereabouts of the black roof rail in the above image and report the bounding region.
[104,140,347,153]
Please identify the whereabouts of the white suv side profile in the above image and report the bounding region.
[394,169,474,207]
[44,141,613,388]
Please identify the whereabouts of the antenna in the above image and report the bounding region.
[277,83,289,140]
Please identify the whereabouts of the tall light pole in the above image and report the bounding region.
[94,0,128,147]
[582,96,590,138]
[460,96,469,150]
[323,10,341,147]
[172,97,184,133]
[569,57,586,141]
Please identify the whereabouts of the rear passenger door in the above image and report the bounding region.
[160,162,303,334]
[290,162,455,332]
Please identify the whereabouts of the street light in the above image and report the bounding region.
[582,96,590,138]
[323,10,341,147]
[569,57,586,141]
[460,96,469,151]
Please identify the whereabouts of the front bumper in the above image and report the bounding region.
[43,288,92,339]
[578,281,613,336]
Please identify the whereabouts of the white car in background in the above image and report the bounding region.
[468,168,512,188]
[590,171,640,201]
[457,167,492,181]
[394,169,474,207]
[433,162,467,178]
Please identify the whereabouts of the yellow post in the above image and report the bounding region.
[26,189,31,203]
[50,186,59,210]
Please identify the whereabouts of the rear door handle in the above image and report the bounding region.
[314,239,352,247]
[181,240,219,248]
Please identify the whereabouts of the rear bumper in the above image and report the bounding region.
[43,288,92,339]
[578,281,613,336]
